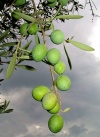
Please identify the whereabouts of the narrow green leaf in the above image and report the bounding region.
[0,79,4,82]
[55,15,83,19]
[63,45,72,70]
[0,51,11,57]
[0,42,17,47]
[3,109,13,113]
[16,65,36,71]
[0,29,10,42]
[22,40,32,49]
[68,39,95,51]
[35,34,40,45]
[6,52,17,80]
[0,68,3,73]
[0,51,6,56]
[18,55,32,60]
[14,12,35,22]
[0,109,3,114]
[2,100,7,111]
[3,101,10,111]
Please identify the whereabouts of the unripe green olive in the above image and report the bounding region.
[48,0,57,8]
[42,92,57,110]
[48,114,64,133]
[56,75,71,91]
[48,102,60,114]
[54,61,66,74]
[32,44,47,62]
[46,48,61,65]
[14,0,26,6]
[50,30,65,45]
[58,0,69,6]
[19,23,28,36]
[28,23,38,35]
[32,86,50,101]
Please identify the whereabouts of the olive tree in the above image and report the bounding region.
[0,0,98,133]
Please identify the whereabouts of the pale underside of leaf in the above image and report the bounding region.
[55,15,83,19]
[68,39,95,51]
[61,108,70,112]
[6,52,17,80]
[14,12,35,22]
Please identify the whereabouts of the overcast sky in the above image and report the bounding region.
[0,1,100,137]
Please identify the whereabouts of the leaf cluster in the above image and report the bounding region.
[0,95,13,114]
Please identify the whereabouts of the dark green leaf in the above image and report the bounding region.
[0,51,11,57]
[0,109,3,114]
[68,39,95,51]
[0,51,6,56]
[6,52,17,80]
[16,65,36,71]
[0,79,4,82]
[0,68,3,73]
[0,29,10,42]
[0,42,18,47]
[18,55,32,60]
[22,40,32,49]
[3,109,13,113]
[35,34,40,45]
[55,15,83,19]
[63,45,72,70]
[3,101,10,111]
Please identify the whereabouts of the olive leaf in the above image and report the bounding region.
[6,52,17,80]
[0,51,6,56]
[0,29,10,42]
[14,12,35,22]
[0,51,11,57]
[63,45,72,70]
[55,15,83,19]
[18,55,32,60]
[0,79,4,82]
[3,109,13,113]
[35,34,40,45]
[16,65,36,71]
[68,39,95,51]
[0,68,3,73]
[0,100,13,114]
[0,42,18,47]
[22,40,32,49]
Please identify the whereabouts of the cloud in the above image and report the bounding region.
[68,124,88,137]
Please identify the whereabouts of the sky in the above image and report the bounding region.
[0,1,100,137]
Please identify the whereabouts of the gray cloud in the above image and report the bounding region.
[68,124,88,137]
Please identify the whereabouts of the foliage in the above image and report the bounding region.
[0,93,13,114]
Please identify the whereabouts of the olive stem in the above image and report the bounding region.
[50,5,62,22]
[31,0,62,110]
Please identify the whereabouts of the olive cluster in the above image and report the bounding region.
[31,29,71,133]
